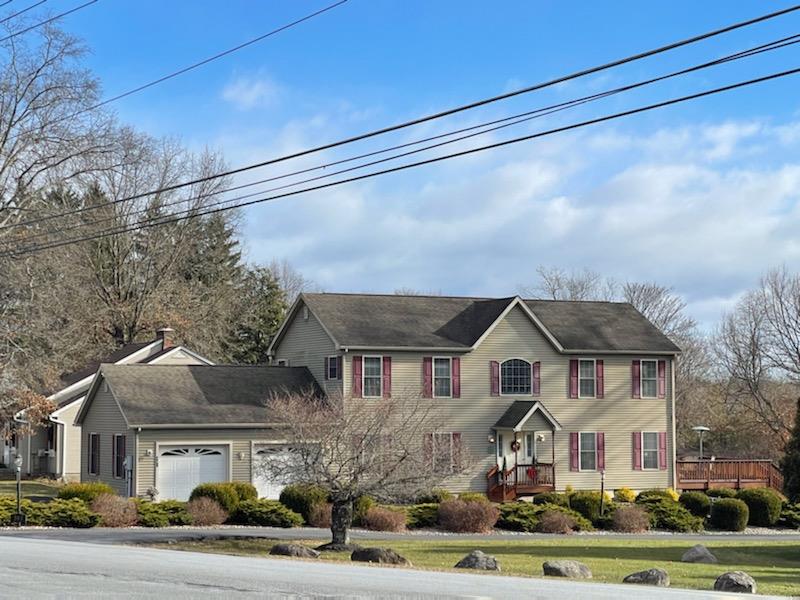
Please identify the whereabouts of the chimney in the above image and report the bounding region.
[155,327,175,349]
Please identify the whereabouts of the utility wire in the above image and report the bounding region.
[5,65,799,259]
[0,0,45,25]
[3,2,798,232]
[9,31,800,247]
[0,2,15,9]
[0,0,98,44]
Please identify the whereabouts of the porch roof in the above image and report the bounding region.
[493,400,562,432]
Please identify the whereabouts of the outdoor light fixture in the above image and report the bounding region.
[692,425,711,459]
[144,449,153,457]
[487,434,496,444]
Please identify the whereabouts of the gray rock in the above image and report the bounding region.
[269,543,320,559]
[681,544,718,564]
[454,550,500,571]
[623,568,670,587]
[351,547,411,566]
[542,560,592,579]
[714,571,757,594]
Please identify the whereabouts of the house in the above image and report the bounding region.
[6,329,212,481]
[73,364,319,500]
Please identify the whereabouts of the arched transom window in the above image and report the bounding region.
[501,359,531,395]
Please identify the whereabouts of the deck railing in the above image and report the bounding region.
[514,463,555,488]
[677,459,783,492]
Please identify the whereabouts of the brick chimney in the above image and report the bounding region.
[155,327,175,349]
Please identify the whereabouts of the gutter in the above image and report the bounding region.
[130,422,288,430]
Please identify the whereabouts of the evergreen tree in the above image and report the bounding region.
[781,399,800,501]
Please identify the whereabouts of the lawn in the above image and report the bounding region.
[0,480,60,498]
[148,537,800,596]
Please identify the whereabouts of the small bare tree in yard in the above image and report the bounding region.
[263,391,468,550]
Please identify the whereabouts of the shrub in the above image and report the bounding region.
[279,484,329,523]
[613,487,636,503]
[679,491,711,518]
[232,499,302,527]
[709,498,749,531]
[437,499,499,533]
[362,506,406,532]
[636,489,675,504]
[57,482,115,504]
[186,497,228,526]
[135,502,169,528]
[569,491,604,522]
[91,494,138,527]
[353,495,376,526]
[405,503,439,529]
[415,488,453,504]
[307,502,332,528]
[611,505,650,532]
[779,503,800,529]
[706,488,738,499]
[532,492,569,507]
[458,492,489,504]
[536,509,577,534]
[647,499,704,532]
[736,488,782,527]
[189,483,240,514]
[227,482,258,503]
[28,498,100,528]
[496,502,592,533]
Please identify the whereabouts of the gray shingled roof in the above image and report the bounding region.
[95,364,319,426]
[493,401,562,430]
[300,293,680,353]
[57,341,154,389]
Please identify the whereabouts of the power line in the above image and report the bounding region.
[0,0,46,25]
[0,0,98,44]
[0,1,15,9]
[5,65,799,259]
[10,31,800,248]
[4,2,798,232]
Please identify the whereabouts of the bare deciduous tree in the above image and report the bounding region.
[267,258,319,304]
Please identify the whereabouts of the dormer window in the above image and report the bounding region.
[501,359,531,395]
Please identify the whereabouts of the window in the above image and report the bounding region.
[88,433,99,475]
[275,359,289,367]
[433,357,452,397]
[496,433,504,459]
[113,435,126,479]
[640,359,658,398]
[525,433,534,459]
[327,356,339,380]
[501,359,531,395]
[431,432,459,473]
[362,356,383,398]
[579,432,597,471]
[578,359,596,398]
[642,432,659,470]
[46,424,56,451]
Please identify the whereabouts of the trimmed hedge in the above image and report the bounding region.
[0,497,100,528]
[706,488,738,499]
[635,489,675,504]
[232,499,303,527]
[457,492,489,504]
[278,484,329,523]
[405,503,439,529]
[57,482,115,504]
[613,487,636,503]
[353,495,376,526]
[532,492,569,507]
[135,499,192,527]
[189,483,240,514]
[415,488,453,504]
[736,488,782,527]
[646,499,704,532]
[437,499,499,533]
[227,482,258,503]
[496,502,593,533]
[679,491,711,518]
[709,498,749,531]
[780,503,800,529]
[569,491,606,522]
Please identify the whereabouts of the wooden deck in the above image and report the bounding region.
[487,462,555,502]
[677,459,783,492]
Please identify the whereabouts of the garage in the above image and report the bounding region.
[253,445,293,499]
[156,445,228,501]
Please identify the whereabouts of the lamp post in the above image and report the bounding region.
[12,455,25,526]
[692,426,710,460]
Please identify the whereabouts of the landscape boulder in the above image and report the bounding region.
[622,568,670,587]
[681,544,718,564]
[714,571,757,594]
[542,560,592,579]
[351,547,411,566]
[269,543,320,559]
[454,550,500,571]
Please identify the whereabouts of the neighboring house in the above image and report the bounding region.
[74,364,319,500]
[6,329,212,481]
[267,293,680,499]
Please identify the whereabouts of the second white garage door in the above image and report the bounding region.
[157,445,228,501]
[253,445,293,499]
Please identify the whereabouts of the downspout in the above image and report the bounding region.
[671,355,678,490]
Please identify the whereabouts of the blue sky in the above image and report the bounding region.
[21,1,800,328]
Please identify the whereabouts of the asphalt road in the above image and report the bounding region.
[0,537,786,599]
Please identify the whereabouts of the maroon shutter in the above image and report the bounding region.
[490,361,500,396]
[595,360,604,398]
[452,357,461,398]
[532,361,541,397]
[569,359,578,398]
[382,356,392,398]
[569,432,579,471]
[658,431,667,470]
[632,360,641,399]
[452,432,462,470]
[324,357,330,381]
[597,432,605,470]
[632,432,642,470]
[352,356,362,398]
[337,356,343,380]
[422,357,433,398]
[657,360,666,398]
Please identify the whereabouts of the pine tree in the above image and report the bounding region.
[781,399,800,501]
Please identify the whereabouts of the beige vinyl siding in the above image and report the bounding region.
[341,305,674,493]
[273,300,342,397]
[135,427,283,496]
[152,349,208,366]
[80,382,132,495]
[58,400,83,481]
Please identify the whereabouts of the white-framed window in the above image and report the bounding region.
[500,358,531,395]
[578,359,596,398]
[579,431,597,471]
[642,431,659,470]
[362,356,383,398]
[431,431,459,473]
[496,433,504,459]
[276,358,289,367]
[640,359,658,398]
[433,357,452,398]
[525,432,534,460]
[327,356,339,380]
[88,433,100,475]
[112,434,126,479]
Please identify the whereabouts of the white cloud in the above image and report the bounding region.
[222,73,282,110]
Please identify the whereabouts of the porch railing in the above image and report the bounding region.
[677,459,783,492]
[514,463,555,488]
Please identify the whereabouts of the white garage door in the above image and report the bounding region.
[157,445,228,501]
[253,446,293,499]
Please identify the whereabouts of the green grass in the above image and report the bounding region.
[0,481,60,498]
[148,537,800,596]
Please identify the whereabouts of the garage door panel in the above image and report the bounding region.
[253,445,294,499]
[157,445,227,501]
